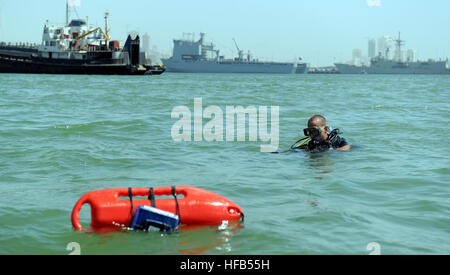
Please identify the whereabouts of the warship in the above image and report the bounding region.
[162,33,308,74]
[335,33,450,75]
[0,1,164,75]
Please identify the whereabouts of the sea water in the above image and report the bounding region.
[0,73,448,255]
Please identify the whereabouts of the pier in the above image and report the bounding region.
[308,66,340,74]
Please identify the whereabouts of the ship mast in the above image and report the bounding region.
[104,11,110,41]
[66,0,69,26]
[0,0,3,39]
[395,32,405,62]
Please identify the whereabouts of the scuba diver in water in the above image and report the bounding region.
[291,115,351,153]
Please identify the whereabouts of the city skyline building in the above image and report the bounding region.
[378,35,393,59]
[368,39,376,59]
[142,32,150,55]
[407,49,417,62]
[352,48,362,65]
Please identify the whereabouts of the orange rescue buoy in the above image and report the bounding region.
[71,186,244,231]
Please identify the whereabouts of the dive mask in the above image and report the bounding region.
[303,127,325,138]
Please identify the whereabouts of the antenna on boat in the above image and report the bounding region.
[66,0,69,26]
[0,0,3,40]
[104,11,110,41]
[66,0,81,26]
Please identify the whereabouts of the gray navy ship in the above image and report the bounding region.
[162,33,308,74]
[335,33,450,75]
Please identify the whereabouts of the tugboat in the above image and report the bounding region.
[0,2,165,75]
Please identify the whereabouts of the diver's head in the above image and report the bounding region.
[305,115,329,142]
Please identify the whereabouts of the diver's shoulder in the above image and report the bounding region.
[329,129,351,149]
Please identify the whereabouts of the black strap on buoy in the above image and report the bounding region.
[148,187,156,208]
[128,187,134,221]
[239,212,245,223]
[171,186,181,219]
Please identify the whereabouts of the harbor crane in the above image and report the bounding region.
[233,38,244,61]
[75,27,110,41]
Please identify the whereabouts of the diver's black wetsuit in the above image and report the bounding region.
[299,129,349,153]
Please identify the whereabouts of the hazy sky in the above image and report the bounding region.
[1,0,449,66]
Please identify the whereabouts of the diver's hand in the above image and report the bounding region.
[336,145,351,151]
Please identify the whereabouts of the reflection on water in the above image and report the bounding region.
[178,221,244,255]
[305,145,359,178]
[302,151,336,179]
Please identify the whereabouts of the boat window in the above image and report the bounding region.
[69,20,86,27]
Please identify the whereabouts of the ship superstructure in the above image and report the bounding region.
[335,33,450,75]
[162,33,308,74]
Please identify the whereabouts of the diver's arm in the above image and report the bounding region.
[336,145,351,151]
[335,137,351,151]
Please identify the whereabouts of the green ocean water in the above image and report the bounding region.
[0,73,449,255]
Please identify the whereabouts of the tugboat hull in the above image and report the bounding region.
[0,55,149,75]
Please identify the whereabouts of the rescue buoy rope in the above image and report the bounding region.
[148,187,156,208]
[130,187,181,220]
[240,212,245,222]
[128,187,134,216]
[128,188,135,227]
[172,186,181,220]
